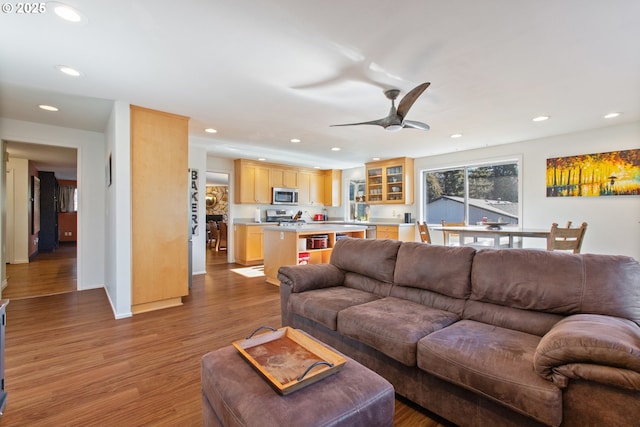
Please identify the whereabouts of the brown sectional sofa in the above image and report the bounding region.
[278,238,640,427]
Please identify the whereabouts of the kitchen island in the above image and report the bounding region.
[263,224,368,285]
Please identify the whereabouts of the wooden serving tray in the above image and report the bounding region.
[232,327,346,395]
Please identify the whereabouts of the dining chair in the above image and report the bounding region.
[207,220,218,249]
[547,222,587,253]
[216,221,228,251]
[441,220,466,246]
[416,221,431,244]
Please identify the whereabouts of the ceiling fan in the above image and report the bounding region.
[331,82,431,132]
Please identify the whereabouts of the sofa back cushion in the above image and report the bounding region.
[343,272,394,297]
[464,300,564,336]
[470,249,640,326]
[330,238,402,283]
[394,243,476,299]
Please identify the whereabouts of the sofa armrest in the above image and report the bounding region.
[277,264,345,293]
[534,314,640,390]
[279,264,345,327]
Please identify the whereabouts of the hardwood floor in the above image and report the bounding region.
[2,247,451,426]
[3,243,77,300]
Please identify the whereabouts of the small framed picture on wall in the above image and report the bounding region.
[106,153,112,187]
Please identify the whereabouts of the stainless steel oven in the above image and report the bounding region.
[272,187,299,205]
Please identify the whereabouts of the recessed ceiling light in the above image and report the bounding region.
[257,158,266,161]
[372,157,381,161]
[290,138,301,143]
[450,133,463,138]
[331,147,341,151]
[39,104,59,112]
[48,2,87,23]
[51,2,86,23]
[313,166,321,169]
[56,65,82,77]
[604,112,621,119]
[532,115,550,122]
[204,128,217,133]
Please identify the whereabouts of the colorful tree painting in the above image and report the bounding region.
[546,149,640,197]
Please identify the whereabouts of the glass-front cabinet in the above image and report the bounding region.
[366,167,383,203]
[365,157,414,204]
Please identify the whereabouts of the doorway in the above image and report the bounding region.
[3,141,79,299]
[205,171,229,265]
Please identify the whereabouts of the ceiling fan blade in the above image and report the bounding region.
[397,82,430,120]
[402,120,430,131]
[330,118,386,127]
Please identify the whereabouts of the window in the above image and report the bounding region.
[423,160,520,225]
[58,185,78,212]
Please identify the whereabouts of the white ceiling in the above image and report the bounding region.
[1,0,639,176]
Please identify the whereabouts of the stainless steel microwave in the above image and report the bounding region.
[272,187,298,205]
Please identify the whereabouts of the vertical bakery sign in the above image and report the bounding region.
[191,169,199,236]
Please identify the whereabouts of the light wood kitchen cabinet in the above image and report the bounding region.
[131,105,189,314]
[324,169,342,207]
[234,158,341,206]
[263,225,366,285]
[271,168,299,189]
[234,159,271,204]
[375,225,415,242]
[365,157,414,204]
[298,170,325,206]
[234,224,265,266]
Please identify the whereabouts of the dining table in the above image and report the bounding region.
[431,225,550,249]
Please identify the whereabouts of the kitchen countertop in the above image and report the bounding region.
[262,224,369,233]
[234,219,415,227]
[324,220,416,227]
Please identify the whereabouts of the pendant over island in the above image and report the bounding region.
[263,224,368,285]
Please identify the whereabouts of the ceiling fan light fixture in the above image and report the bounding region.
[330,82,431,132]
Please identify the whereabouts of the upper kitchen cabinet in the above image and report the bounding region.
[365,157,414,204]
[298,170,324,206]
[270,167,299,189]
[324,169,342,207]
[234,159,271,204]
[234,159,341,206]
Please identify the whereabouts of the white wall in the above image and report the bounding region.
[0,118,107,289]
[5,157,29,263]
[104,101,132,319]
[414,122,640,260]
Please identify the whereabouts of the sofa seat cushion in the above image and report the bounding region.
[337,297,460,367]
[417,320,562,427]
[288,287,381,330]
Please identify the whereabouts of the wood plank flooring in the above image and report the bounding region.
[2,247,452,426]
[3,243,77,299]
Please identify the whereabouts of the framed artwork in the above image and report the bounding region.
[546,149,640,197]
[106,153,112,187]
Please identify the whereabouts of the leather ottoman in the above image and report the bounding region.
[201,341,394,427]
